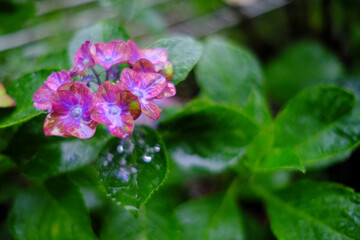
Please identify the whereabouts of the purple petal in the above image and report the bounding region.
[141,100,162,120]
[133,59,156,73]
[108,113,134,138]
[45,71,72,91]
[91,41,130,70]
[70,41,95,76]
[96,82,121,103]
[155,82,176,99]
[141,48,168,71]
[127,40,142,66]
[43,113,73,137]
[121,68,143,91]
[33,85,53,111]
[50,90,78,114]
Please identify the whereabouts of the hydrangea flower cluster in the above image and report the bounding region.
[33,40,176,139]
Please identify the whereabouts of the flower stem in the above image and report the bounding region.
[91,67,101,85]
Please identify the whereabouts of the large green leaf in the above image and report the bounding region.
[149,36,203,85]
[253,180,360,240]
[175,185,245,240]
[247,86,358,171]
[0,70,56,128]
[196,37,271,125]
[8,175,97,240]
[68,21,129,62]
[159,102,259,173]
[265,41,344,104]
[97,126,168,213]
[5,116,111,179]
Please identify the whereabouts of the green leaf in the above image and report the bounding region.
[149,36,203,85]
[253,180,360,240]
[266,41,344,104]
[0,70,57,128]
[97,126,168,212]
[8,175,97,240]
[175,185,245,240]
[273,86,358,168]
[5,116,111,179]
[159,102,259,173]
[196,37,271,125]
[68,21,129,62]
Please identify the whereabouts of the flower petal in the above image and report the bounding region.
[70,41,95,76]
[133,58,156,73]
[91,41,130,70]
[45,71,72,91]
[50,90,78,114]
[43,113,73,137]
[141,100,162,120]
[141,48,168,71]
[155,82,176,99]
[107,113,134,138]
[127,40,142,66]
[33,85,53,111]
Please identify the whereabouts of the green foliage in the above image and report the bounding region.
[149,36,203,85]
[254,180,360,240]
[196,37,271,125]
[159,102,259,172]
[97,126,168,213]
[8,176,97,240]
[0,70,57,128]
[265,41,344,104]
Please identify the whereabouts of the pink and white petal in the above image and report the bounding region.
[50,90,78,114]
[66,119,97,139]
[121,68,143,90]
[96,82,121,103]
[72,41,95,76]
[139,72,166,99]
[141,48,167,71]
[141,100,162,120]
[106,41,129,64]
[127,40,142,65]
[108,113,134,138]
[45,71,71,91]
[33,85,53,111]
[91,102,112,125]
[155,82,176,99]
[43,113,72,137]
[133,58,156,73]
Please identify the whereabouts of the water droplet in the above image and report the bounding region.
[107,153,114,161]
[123,139,134,153]
[117,145,124,154]
[154,144,161,152]
[106,193,111,197]
[116,202,121,205]
[103,161,108,167]
[117,168,130,183]
[142,155,152,163]
[130,167,137,173]
[120,158,126,166]
[111,197,116,201]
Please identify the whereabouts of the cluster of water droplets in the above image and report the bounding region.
[97,128,162,207]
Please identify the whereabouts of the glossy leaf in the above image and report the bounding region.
[0,70,56,128]
[159,102,259,173]
[266,41,344,104]
[273,86,358,168]
[149,36,203,85]
[68,21,129,62]
[5,116,111,179]
[97,126,168,212]
[8,176,97,240]
[175,186,245,240]
[254,180,360,240]
[196,37,271,125]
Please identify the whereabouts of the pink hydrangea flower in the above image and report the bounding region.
[90,41,130,70]
[91,82,141,138]
[43,81,97,139]
[33,71,72,111]
[121,68,166,120]
[70,41,95,76]
[133,59,176,99]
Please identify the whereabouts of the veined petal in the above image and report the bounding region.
[70,41,95,76]
[50,90,78,114]
[96,82,121,103]
[108,113,134,138]
[91,41,130,70]
[66,118,97,139]
[141,100,162,120]
[139,72,166,99]
[43,113,73,137]
[121,90,141,120]
[141,48,167,72]
[133,58,156,73]
[155,82,176,99]
[127,40,142,66]
[33,85,53,111]
[121,68,143,90]
[45,71,72,91]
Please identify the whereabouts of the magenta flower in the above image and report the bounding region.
[33,71,72,111]
[91,82,141,138]
[43,82,97,139]
[127,40,170,73]
[121,68,166,120]
[133,59,176,99]
[90,41,130,70]
[70,41,95,76]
